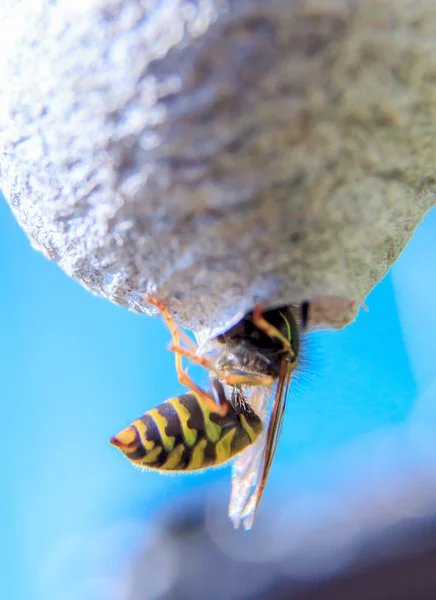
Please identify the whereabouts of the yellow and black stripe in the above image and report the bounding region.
[110,392,263,471]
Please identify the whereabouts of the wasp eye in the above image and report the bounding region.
[110,426,140,453]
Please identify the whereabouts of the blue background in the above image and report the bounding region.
[1,195,435,600]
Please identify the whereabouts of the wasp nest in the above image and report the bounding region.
[1,0,435,337]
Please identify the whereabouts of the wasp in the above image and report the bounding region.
[111,297,306,530]
[197,303,306,529]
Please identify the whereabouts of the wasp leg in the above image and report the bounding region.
[223,373,274,386]
[218,368,275,387]
[145,296,227,416]
[145,295,197,366]
[168,344,275,387]
[177,368,229,416]
[210,377,228,407]
[178,328,198,353]
[145,296,197,351]
[252,305,291,352]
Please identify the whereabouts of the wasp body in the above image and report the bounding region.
[111,386,263,471]
[111,297,308,530]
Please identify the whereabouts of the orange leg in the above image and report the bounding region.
[252,305,291,352]
[168,344,275,387]
[178,368,228,416]
[145,296,228,416]
[145,296,197,351]
[145,295,196,369]
[177,328,198,353]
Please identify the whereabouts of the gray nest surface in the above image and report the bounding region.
[0,0,435,338]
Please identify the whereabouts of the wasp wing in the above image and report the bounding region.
[229,361,292,530]
[251,361,292,524]
[228,384,271,530]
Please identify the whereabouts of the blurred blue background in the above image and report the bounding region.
[1,194,435,600]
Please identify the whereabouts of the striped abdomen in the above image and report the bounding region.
[110,392,263,471]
